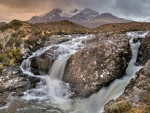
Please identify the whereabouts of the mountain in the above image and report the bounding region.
[70,8,99,21]
[28,8,131,28]
[0,22,6,26]
[28,8,99,23]
[80,13,131,28]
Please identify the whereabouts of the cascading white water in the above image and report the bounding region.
[49,55,71,80]
[20,59,31,71]
[17,35,94,112]
[16,32,149,113]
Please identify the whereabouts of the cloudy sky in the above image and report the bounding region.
[0,0,150,22]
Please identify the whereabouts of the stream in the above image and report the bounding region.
[0,32,149,113]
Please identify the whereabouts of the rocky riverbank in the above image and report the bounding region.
[104,32,150,113]
[104,60,150,113]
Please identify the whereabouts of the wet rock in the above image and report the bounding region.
[63,33,131,98]
[44,35,70,46]
[30,46,61,75]
[0,93,9,107]
[104,60,150,113]
[0,66,40,107]
[137,32,150,65]
[31,55,54,75]
[0,99,28,113]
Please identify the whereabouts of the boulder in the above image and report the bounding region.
[30,46,59,75]
[31,55,54,75]
[137,32,150,65]
[63,33,131,98]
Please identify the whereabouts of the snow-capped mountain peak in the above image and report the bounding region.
[71,8,99,21]
[28,8,130,28]
[29,8,100,23]
[50,8,62,15]
[60,9,81,18]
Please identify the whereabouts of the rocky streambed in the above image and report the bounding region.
[104,32,150,113]
[0,32,149,113]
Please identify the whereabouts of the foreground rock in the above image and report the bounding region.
[104,60,150,113]
[0,66,40,107]
[63,33,131,98]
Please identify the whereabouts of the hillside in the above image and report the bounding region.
[0,20,91,36]
[33,20,91,35]
[93,22,150,33]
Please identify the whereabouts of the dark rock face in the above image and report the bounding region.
[104,60,150,113]
[137,33,150,65]
[63,33,131,98]
[31,54,54,75]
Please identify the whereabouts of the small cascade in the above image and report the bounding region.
[20,59,31,71]
[49,55,71,80]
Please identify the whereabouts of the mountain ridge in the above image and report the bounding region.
[0,22,6,26]
[28,8,131,28]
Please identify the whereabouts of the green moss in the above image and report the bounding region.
[0,55,4,62]
[9,48,21,59]
[0,54,11,66]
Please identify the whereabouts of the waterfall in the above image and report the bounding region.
[18,35,94,112]
[15,32,149,113]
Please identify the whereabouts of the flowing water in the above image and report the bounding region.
[1,32,149,113]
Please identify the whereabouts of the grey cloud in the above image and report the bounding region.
[113,0,150,17]
[0,0,150,22]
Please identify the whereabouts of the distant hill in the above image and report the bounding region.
[93,22,150,33]
[0,22,6,27]
[28,8,131,28]
[33,20,91,35]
